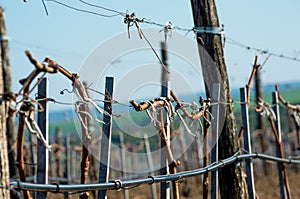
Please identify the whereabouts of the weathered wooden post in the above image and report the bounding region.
[191,1,247,197]
[254,61,268,175]
[0,7,16,190]
[0,9,10,198]
[98,77,114,199]
[37,77,49,199]
[240,87,256,199]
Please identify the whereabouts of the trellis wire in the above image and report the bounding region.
[39,0,300,63]
[10,153,300,193]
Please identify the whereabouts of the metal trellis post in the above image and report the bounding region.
[144,134,158,199]
[240,87,256,199]
[64,136,71,199]
[119,133,129,199]
[211,83,220,199]
[37,77,49,199]
[272,91,286,199]
[98,76,114,199]
[71,150,76,181]
[160,41,171,199]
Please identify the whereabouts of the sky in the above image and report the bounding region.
[1,0,300,110]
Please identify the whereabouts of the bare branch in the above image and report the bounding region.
[276,84,300,111]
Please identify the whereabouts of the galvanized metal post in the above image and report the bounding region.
[144,134,158,199]
[272,91,286,199]
[119,133,129,199]
[98,76,114,199]
[211,83,220,199]
[240,87,256,199]
[64,136,71,199]
[160,42,170,199]
[37,77,49,199]
[71,151,76,180]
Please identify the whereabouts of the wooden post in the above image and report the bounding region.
[0,81,10,199]
[144,134,157,199]
[191,1,246,198]
[37,77,49,199]
[240,87,256,199]
[160,42,171,199]
[254,63,268,175]
[255,66,266,134]
[272,91,287,199]
[0,8,10,198]
[211,83,220,199]
[98,77,114,199]
[16,109,31,199]
[119,133,129,199]
[79,100,90,198]
[0,6,16,185]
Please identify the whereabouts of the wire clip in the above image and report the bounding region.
[0,35,9,41]
[193,26,224,35]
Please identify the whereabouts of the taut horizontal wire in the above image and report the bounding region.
[226,37,300,62]
[10,153,300,193]
[45,0,121,18]
[42,0,300,63]
[78,0,126,16]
